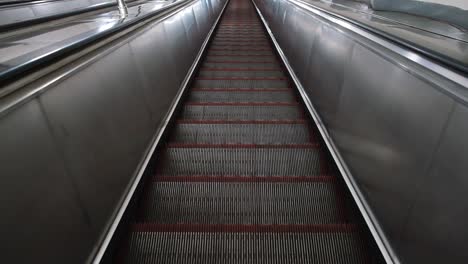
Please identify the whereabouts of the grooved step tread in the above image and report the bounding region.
[139,181,346,224]
[181,105,303,120]
[125,230,371,264]
[193,79,288,89]
[188,90,295,103]
[156,146,323,177]
[198,69,285,78]
[171,122,312,144]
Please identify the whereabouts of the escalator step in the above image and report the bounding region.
[205,55,276,62]
[197,69,285,78]
[170,122,311,144]
[125,228,370,264]
[193,79,288,89]
[188,90,294,102]
[138,181,345,224]
[156,145,323,176]
[180,105,303,120]
[202,62,280,69]
[207,50,272,56]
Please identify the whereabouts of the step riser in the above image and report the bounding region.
[193,79,288,89]
[139,182,344,224]
[198,70,285,78]
[126,232,369,264]
[189,91,295,103]
[181,105,303,120]
[157,148,322,176]
[171,123,311,144]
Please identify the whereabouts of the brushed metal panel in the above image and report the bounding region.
[0,7,35,26]
[400,103,467,264]
[39,45,153,233]
[162,15,191,84]
[129,24,179,125]
[181,6,201,57]
[304,24,354,125]
[0,100,91,263]
[279,7,297,64]
[288,7,319,81]
[193,0,210,35]
[334,43,454,242]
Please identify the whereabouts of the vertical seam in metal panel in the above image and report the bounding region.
[398,101,457,242]
[36,98,93,228]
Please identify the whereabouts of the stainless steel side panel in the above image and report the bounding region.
[129,24,179,125]
[0,100,92,263]
[0,0,226,262]
[255,0,468,263]
[39,44,154,234]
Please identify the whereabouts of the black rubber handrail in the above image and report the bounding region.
[293,0,468,75]
[0,0,188,86]
[0,0,61,7]
[0,1,127,32]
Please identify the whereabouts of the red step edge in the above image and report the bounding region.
[185,102,298,106]
[191,88,290,91]
[209,48,272,51]
[206,54,273,57]
[191,88,290,92]
[165,143,320,148]
[176,119,306,124]
[195,77,286,80]
[204,61,277,63]
[210,44,270,47]
[199,68,280,71]
[132,223,357,233]
[152,175,335,183]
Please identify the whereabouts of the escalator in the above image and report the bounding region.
[115,0,385,262]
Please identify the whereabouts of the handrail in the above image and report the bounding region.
[0,0,185,87]
[288,0,468,77]
[0,0,60,7]
[0,1,119,32]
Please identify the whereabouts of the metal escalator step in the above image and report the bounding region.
[202,62,280,69]
[214,35,267,39]
[205,55,277,62]
[156,145,322,176]
[180,105,303,120]
[211,41,269,46]
[125,227,370,264]
[139,181,345,224]
[170,121,311,144]
[211,43,271,48]
[193,79,288,89]
[197,69,284,78]
[207,50,273,56]
[201,63,281,70]
[188,90,294,102]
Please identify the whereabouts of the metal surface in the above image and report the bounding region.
[116,0,128,17]
[0,0,116,30]
[0,0,181,84]
[0,0,226,262]
[254,0,468,263]
[297,0,468,73]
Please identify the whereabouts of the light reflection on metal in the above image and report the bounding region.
[117,0,128,18]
